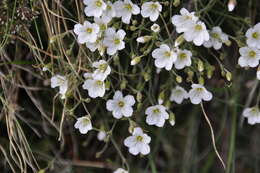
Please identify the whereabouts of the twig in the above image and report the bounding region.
[200,103,226,170]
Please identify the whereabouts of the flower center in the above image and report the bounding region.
[114,38,121,45]
[96,80,103,86]
[175,89,183,95]
[136,135,143,142]
[153,108,160,114]
[252,32,259,39]
[150,3,158,10]
[250,108,259,116]
[184,15,192,20]
[164,51,171,57]
[248,50,256,57]
[107,4,112,10]
[124,3,132,11]
[195,24,202,31]
[118,101,125,107]
[86,28,93,33]
[179,52,187,59]
[211,32,219,39]
[196,88,204,92]
[57,78,65,86]
[99,63,107,71]
[100,24,106,30]
[95,0,103,7]
[82,118,90,126]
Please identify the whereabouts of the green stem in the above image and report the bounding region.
[226,94,237,173]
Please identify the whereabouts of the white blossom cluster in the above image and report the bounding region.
[238,23,260,76]
[238,22,260,126]
[44,1,260,172]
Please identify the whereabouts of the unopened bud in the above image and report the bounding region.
[176,75,182,83]
[104,80,110,90]
[169,112,176,126]
[120,80,127,90]
[130,26,137,31]
[136,36,152,43]
[128,120,137,134]
[224,40,231,46]
[151,23,160,33]
[228,0,236,12]
[158,91,165,104]
[175,34,184,47]
[199,76,205,85]
[137,92,142,102]
[226,71,232,81]
[131,56,142,66]
[198,60,204,72]
[173,0,180,7]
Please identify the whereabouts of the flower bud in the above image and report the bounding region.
[198,60,204,72]
[120,80,127,90]
[158,91,165,104]
[137,92,142,102]
[128,120,137,134]
[175,34,184,47]
[199,76,205,85]
[173,0,180,7]
[136,36,152,43]
[176,75,182,83]
[131,56,142,66]
[226,71,232,81]
[228,0,236,12]
[169,112,176,126]
[151,23,160,33]
[105,80,110,90]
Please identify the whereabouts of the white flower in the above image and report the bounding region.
[152,44,177,71]
[114,0,140,24]
[106,91,135,119]
[101,1,116,22]
[145,105,169,127]
[94,17,109,32]
[103,28,126,55]
[114,168,128,173]
[74,116,92,134]
[82,78,105,98]
[51,75,68,99]
[174,49,192,69]
[73,21,100,44]
[246,23,260,49]
[183,21,209,46]
[151,23,160,32]
[92,60,111,80]
[242,107,260,125]
[188,84,213,104]
[83,0,107,18]
[86,38,105,55]
[141,1,162,22]
[238,46,260,68]
[171,8,198,33]
[97,131,107,141]
[203,26,229,50]
[124,127,151,155]
[170,86,188,104]
[83,72,93,79]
